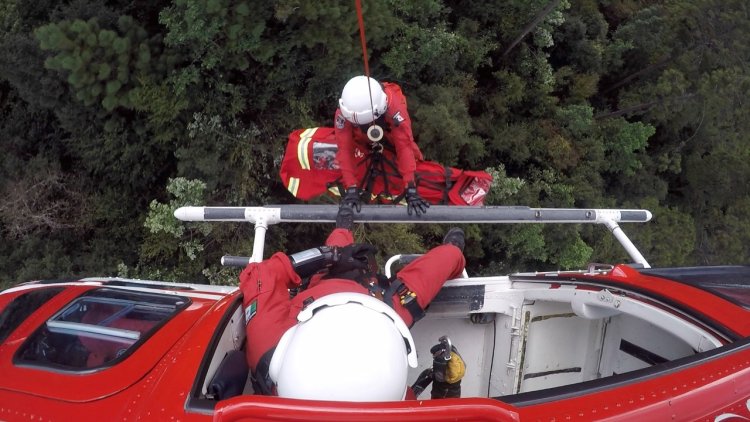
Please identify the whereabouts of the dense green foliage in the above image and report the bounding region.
[1,0,749,289]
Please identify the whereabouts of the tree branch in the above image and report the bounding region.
[600,55,672,95]
[501,0,563,59]
[595,94,696,119]
[0,169,86,238]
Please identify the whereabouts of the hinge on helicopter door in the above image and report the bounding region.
[512,310,532,394]
[506,305,522,371]
[586,263,615,275]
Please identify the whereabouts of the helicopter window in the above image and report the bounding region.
[0,287,65,344]
[696,283,750,308]
[14,288,190,370]
[640,266,750,308]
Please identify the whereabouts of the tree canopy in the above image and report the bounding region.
[1,0,749,289]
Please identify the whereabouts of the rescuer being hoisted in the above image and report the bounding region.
[335,75,430,216]
[278,1,492,211]
[278,77,494,211]
[279,80,493,211]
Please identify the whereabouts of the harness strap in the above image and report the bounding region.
[384,279,425,324]
[443,166,452,205]
[323,272,423,323]
[359,140,404,202]
[322,268,387,301]
[354,272,387,300]
[360,152,381,200]
[411,166,454,205]
[251,347,276,395]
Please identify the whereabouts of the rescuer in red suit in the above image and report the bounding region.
[240,207,465,398]
[335,76,431,216]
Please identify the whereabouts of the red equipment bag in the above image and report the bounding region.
[279,127,493,206]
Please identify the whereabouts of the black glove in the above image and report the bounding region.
[336,205,354,230]
[405,183,429,216]
[325,243,377,279]
[342,186,362,213]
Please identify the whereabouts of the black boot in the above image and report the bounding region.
[442,227,465,252]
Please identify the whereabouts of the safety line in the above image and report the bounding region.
[354,0,376,127]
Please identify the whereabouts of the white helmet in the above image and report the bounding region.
[339,76,388,125]
[268,292,418,402]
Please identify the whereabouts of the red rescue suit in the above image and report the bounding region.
[335,82,424,190]
[240,228,465,373]
[279,127,494,205]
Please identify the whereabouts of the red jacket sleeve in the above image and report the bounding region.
[334,109,359,188]
[325,228,354,247]
[239,252,301,371]
[239,252,301,309]
[384,84,422,185]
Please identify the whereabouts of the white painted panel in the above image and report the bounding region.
[517,301,605,393]
[602,313,698,376]
[409,313,496,399]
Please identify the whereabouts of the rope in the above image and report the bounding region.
[354,0,376,127]
[355,0,370,78]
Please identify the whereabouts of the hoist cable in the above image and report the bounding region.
[354,0,376,127]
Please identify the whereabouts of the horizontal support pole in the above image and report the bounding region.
[174,205,652,225]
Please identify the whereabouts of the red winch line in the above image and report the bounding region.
[354,0,371,78]
[354,0,375,123]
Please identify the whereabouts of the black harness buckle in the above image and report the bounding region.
[386,279,425,324]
